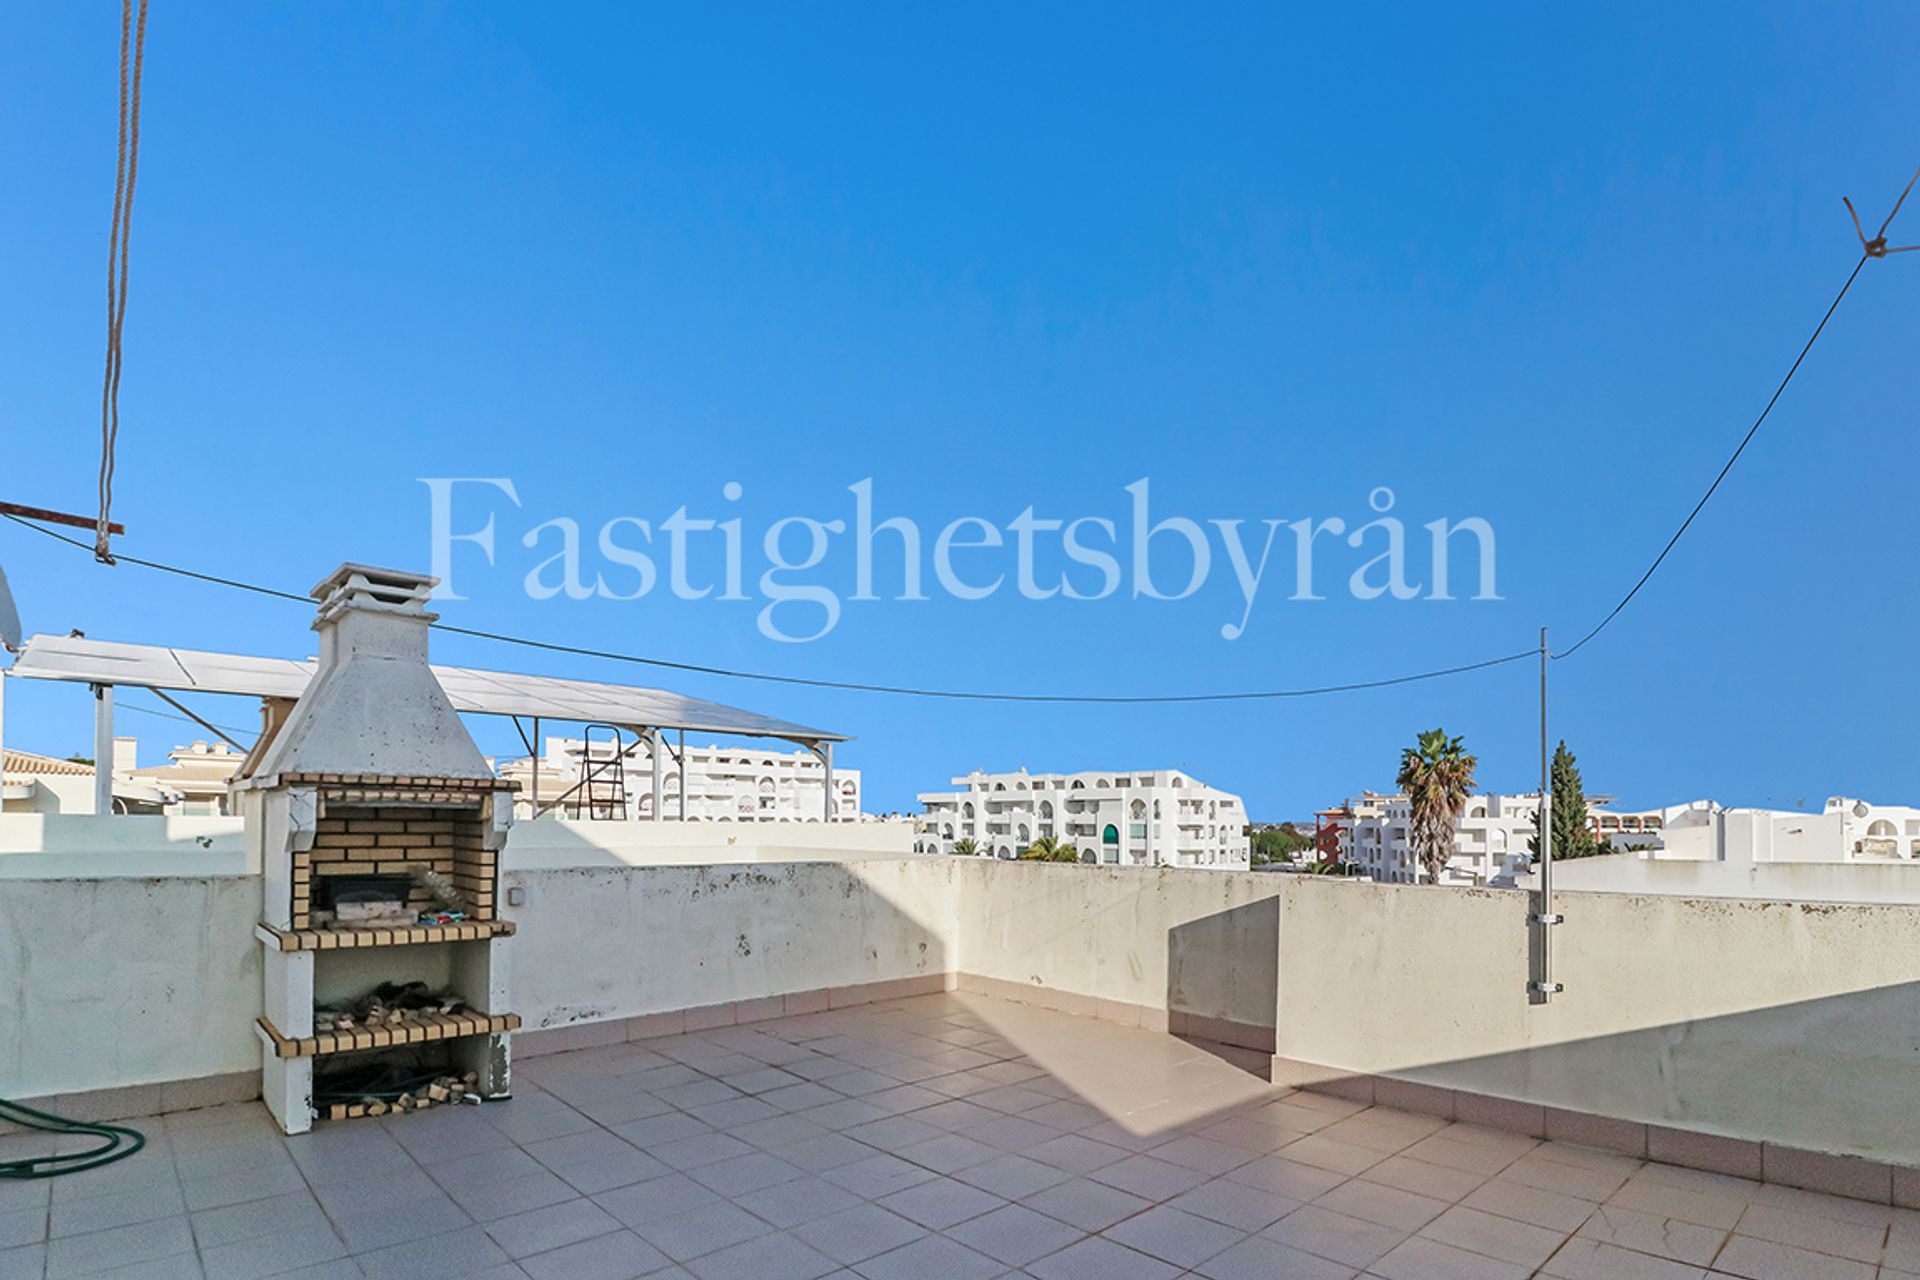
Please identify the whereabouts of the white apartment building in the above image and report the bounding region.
[916,769,1251,870]
[1596,796,1920,864]
[498,736,862,822]
[1333,791,1543,885]
[1337,791,1920,889]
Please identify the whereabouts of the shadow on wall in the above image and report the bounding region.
[1272,878,1920,1169]
[958,863,1920,1170]
[1276,978,1920,1171]
[1166,895,1279,1052]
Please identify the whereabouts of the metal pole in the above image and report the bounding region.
[651,730,664,821]
[677,729,686,821]
[822,743,835,822]
[1530,627,1562,999]
[92,682,115,815]
[531,716,540,816]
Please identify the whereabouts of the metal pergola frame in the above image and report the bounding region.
[1,634,848,822]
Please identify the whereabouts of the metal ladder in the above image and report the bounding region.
[579,724,629,820]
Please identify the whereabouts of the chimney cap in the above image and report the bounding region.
[309,563,439,602]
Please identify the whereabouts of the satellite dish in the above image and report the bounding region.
[0,562,20,652]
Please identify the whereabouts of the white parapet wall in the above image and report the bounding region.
[1272,877,1920,1169]
[0,823,929,1113]
[0,875,264,1104]
[506,857,960,1038]
[10,832,1920,1180]
[948,860,1285,1046]
[1520,851,1920,903]
[0,814,248,876]
[504,815,917,869]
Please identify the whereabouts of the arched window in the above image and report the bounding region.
[963,802,975,819]
[1103,824,1119,845]
[1070,780,1086,790]
[1039,801,1054,820]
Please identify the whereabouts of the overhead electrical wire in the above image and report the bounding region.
[8,167,1911,702]
[118,699,257,743]
[1,513,1532,703]
[1549,255,1865,659]
[1552,164,1917,660]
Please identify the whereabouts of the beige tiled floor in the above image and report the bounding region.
[2,991,1914,1279]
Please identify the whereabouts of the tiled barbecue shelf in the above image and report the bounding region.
[255,1010,521,1059]
[255,920,515,952]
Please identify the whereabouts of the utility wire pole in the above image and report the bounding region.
[1530,626,1562,1001]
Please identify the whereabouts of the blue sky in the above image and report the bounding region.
[3,3,1916,818]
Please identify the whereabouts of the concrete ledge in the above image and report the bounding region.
[515,973,951,1057]
[520,970,1277,1063]
[958,972,1275,1051]
[1273,1055,1912,1208]
[0,1070,257,1133]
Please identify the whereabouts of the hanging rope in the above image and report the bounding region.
[96,0,149,565]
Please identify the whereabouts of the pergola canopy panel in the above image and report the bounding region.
[5,634,848,745]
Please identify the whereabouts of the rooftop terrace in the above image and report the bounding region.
[4,990,1914,1280]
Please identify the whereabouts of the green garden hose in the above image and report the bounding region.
[0,1097,146,1179]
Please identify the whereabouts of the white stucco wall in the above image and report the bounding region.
[0,814,914,878]
[10,839,1920,1168]
[504,815,916,868]
[1520,852,1920,903]
[950,860,1284,1030]
[0,815,248,873]
[506,858,959,1029]
[0,844,940,1103]
[0,875,263,1098]
[1274,877,1920,1165]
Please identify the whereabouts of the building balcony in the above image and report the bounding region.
[0,829,1912,1277]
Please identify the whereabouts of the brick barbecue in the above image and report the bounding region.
[233,564,519,1135]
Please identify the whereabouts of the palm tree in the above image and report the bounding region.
[951,837,979,857]
[1395,728,1478,885]
[1019,836,1081,863]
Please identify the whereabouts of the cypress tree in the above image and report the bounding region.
[1529,740,1601,859]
